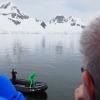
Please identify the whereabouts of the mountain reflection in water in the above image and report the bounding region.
[25,92,48,100]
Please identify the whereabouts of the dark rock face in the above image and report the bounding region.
[81,25,85,29]
[71,23,76,26]
[8,18,21,25]
[77,24,80,26]
[41,21,46,29]
[35,18,40,22]
[0,2,11,9]
[49,15,85,29]
[55,16,65,23]
[0,2,29,25]
[50,15,68,23]
[12,7,29,19]
[11,12,29,20]
[10,6,29,20]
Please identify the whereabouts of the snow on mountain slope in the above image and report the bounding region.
[0,2,86,33]
[45,16,85,33]
[0,2,29,24]
[0,2,44,33]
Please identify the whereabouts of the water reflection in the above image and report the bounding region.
[25,92,48,100]
[55,42,63,55]
[41,36,46,48]
[13,40,23,61]
[5,40,29,63]
[0,34,82,100]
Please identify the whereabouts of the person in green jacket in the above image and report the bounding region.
[28,72,37,88]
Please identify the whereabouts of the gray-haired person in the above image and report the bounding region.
[75,17,100,100]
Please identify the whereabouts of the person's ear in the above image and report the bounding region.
[82,70,95,100]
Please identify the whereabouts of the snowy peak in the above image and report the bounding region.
[0,2,29,25]
[34,18,46,28]
[45,15,86,33]
[0,2,86,33]
[50,15,67,23]
[49,15,85,29]
[10,6,29,20]
[67,16,85,28]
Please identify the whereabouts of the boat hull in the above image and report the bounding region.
[11,79,48,93]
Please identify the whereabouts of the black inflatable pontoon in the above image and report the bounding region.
[11,79,48,93]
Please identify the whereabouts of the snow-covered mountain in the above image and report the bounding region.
[0,2,44,33]
[49,16,85,28]
[0,2,29,24]
[0,2,86,33]
[46,16,85,33]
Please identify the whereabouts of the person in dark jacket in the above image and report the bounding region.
[11,69,17,84]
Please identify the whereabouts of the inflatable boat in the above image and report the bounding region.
[11,79,48,93]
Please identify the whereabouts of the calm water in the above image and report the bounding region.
[0,33,83,100]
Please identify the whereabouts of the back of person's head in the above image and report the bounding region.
[80,16,100,99]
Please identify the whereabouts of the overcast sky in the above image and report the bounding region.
[0,0,100,20]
